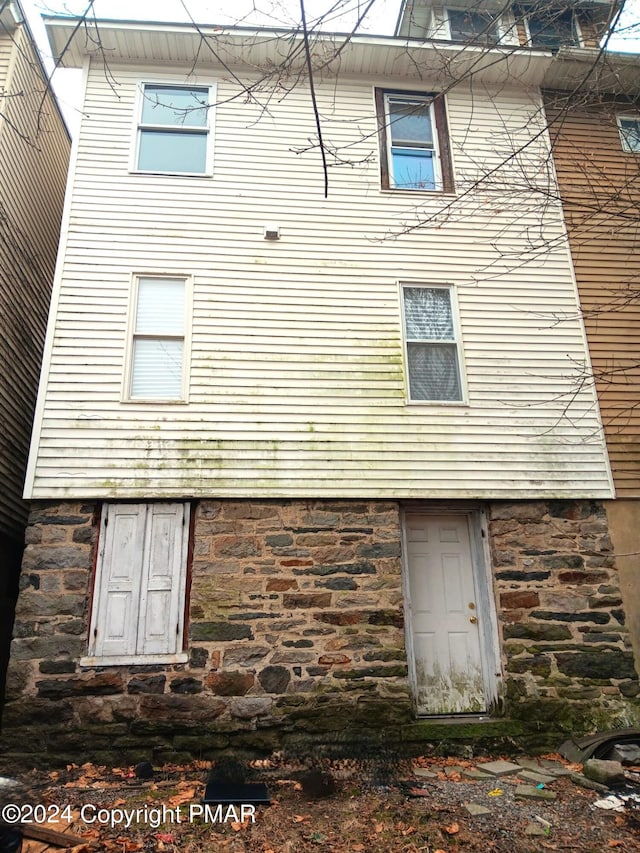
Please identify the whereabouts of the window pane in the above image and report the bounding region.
[619,119,640,152]
[136,279,185,335]
[389,99,433,146]
[528,10,576,49]
[408,342,461,400]
[448,10,498,43]
[391,148,435,190]
[142,85,208,127]
[138,129,207,173]
[405,288,454,339]
[131,339,184,399]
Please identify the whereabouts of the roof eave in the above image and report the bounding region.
[43,16,554,87]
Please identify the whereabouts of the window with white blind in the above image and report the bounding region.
[402,285,464,402]
[136,83,213,175]
[83,503,190,665]
[128,276,188,401]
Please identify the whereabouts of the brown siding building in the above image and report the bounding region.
[545,53,640,675]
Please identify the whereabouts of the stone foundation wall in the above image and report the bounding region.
[2,498,639,767]
[490,500,639,726]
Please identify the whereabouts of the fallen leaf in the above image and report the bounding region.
[80,829,101,841]
[444,822,460,835]
[167,787,196,807]
[352,845,366,852]
[408,787,430,797]
[488,788,504,797]
[231,822,242,831]
[293,814,310,823]
[608,842,624,848]
[155,834,175,843]
[374,822,384,833]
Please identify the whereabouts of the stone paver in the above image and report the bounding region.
[462,768,493,780]
[478,760,522,777]
[514,785,557,801]
[516,758,543,771]
[412,768,438,780]
[517,769,557,786]
[538,760,573,776]
[570,772,610,794]
[464,802,491,816]
[444,766,466,777]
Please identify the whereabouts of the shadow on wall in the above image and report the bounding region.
[0,536,23,725]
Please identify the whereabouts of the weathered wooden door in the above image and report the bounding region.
[405,512,488,714]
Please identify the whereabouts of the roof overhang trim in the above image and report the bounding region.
[44,15,553,86]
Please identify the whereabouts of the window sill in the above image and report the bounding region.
[80,652,189,668]
[130,169,212,178]
[121,398,189,405]
[406,399,469,407]
[380,188,457,198]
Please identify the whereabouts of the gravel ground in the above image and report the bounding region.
[4,756,640,852]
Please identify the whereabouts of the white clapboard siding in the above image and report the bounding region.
[0,25,69,536]
[26,60,612,500]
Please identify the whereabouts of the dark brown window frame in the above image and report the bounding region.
[375,88,455,194]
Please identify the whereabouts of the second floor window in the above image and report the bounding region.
[136,84,211,174]
[519,7,580,50]
[376,89,454,193]
[402,285,464,402]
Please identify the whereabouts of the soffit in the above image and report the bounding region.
[544,46,640,94]
[44,16,552,86]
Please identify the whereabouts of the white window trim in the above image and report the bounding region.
[130,79,216,176]
[122,273,192,404]
[383,92,443,192]
[400,282,468,405]
[81,502,190,667]
[617,114,640,154]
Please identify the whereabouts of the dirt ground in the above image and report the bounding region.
[6,754,640,853]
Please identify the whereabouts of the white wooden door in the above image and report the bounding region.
[405,513,487,714]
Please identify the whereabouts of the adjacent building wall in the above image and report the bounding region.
[545,92,640,675]
[0,18,70,710]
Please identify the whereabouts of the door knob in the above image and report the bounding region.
[469,616,478,624]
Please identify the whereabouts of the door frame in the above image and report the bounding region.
[401,504,503,716]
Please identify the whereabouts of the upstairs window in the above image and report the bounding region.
[519,6,580,50]
[376,89,454,193]
[136,84,212,174]
[402,285,464,402]
[447,9,500,44]
[128,276,188,401]
[617,115,640,153]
